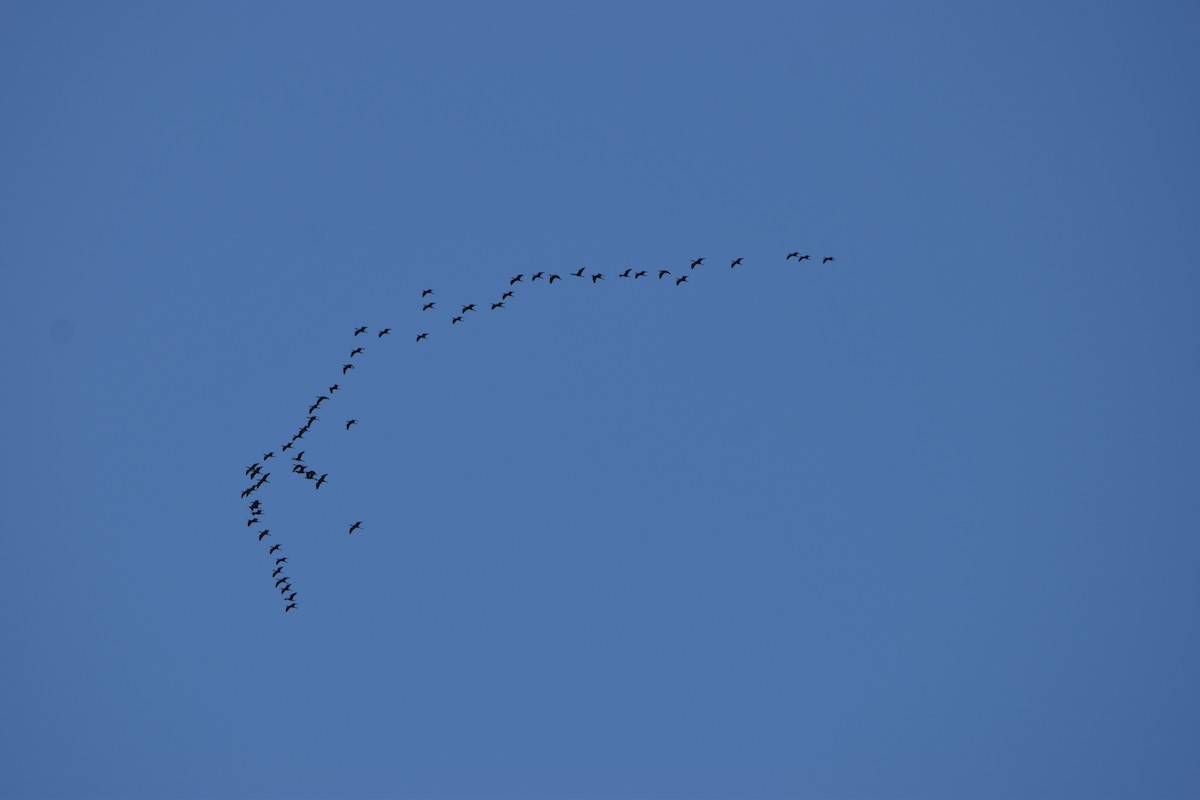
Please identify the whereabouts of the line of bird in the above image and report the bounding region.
[240,250,838,612]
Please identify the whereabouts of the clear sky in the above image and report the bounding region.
[2,2,1198,798]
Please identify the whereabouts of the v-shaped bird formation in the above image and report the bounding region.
[240,250,840,612]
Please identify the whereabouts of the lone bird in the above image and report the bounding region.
[263,452,275,460]
[258,529,272,541]
[285,603,297,612]
[314,473,327,490]
[346,419,358,430]
[798,254,811,262]
[329,384,339,393]
[423,302,436,311]
[305,470,316,480]
[378,328,391,338]
[273,567,284,577]
[451,316,463,325]
[676,275,688,285]
[342,363,354,374]
[532,272,544,281]
[348,521,363,535]
[247,518,260,527]
[275,577,288,588]
[354,326,367,336]
[786,251,800,260]
[510,274,524,285]
[548,274,561,283]
[269,544,282,554]
[572,267,585,277]
[659,270,671,279]
[293,450,305,462]
[307,401,320,414]
[690,258,704,269]
[491,302,505,310]
[822,256,836,264]
[422,289,434,297]
[416,332,429,342]
[462,304,476,313]
[619,268,632,278]
[501,291,513,300]
[285,592,297,602]
[592,273,604,283]
[635,270,646,279]
[275,557,288,565]
[350,347,363,357]
[730,258,743,268]
[279,584,292,595]
[249,500,261,510]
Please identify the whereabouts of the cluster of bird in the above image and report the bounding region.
[240,250,837,612]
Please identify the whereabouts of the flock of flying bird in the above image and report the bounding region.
[239,250,838,612]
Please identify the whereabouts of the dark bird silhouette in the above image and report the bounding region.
[786,251,800,260]
[245,463,260,476]
[307,402,320,414]
[247,518,260,527]
[279,584,292,595]
[501,291,514,300]
[619,268,632,278]
[354,326,367,336]
[348,521,363,535]
[276,557,288,565]
[305,470,316,480]
[532,272,544,281]
[240,488,252,499]
[281,441,294,451]
[292,464,306,474]
[329,384,340,393]
[491,302,505,310]
[422,289,434,297]
[798,254,811,261]
[592,273,604,283]
[462,304,476,313]
[690,258,705,269]
[314,473,327,489]
[258,530,272,541]
[269,544,282,554]
[275,577,288,587]
[659,270,671,279]
[510,274,524,285]
[730,258,743,268]
[416,332,429,342]
[822,256,836,264]
[423,302,436,311]
[378,328,391,338]
[249,500,261,510]
[346,419,358,430]
[451,316,463,325]
[285,592,297,602]
[350,347,364,357]
[572,267,585,277]
[676,275,688,285]
[273,567,284,577]
[263,452,275,460]
[635,270,646,279]
[548,274,561,283]
[251,508,263,516]
[342,363,354,374]
[290,431,304,442]
[293,451,305,462]
[285,603,297,612]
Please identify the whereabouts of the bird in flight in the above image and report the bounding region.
[572,267,585,277]
[451,315,463,325]
[293,450,305,462]
[305,469,317,480]
[798,254,811,262]
[279,584,292,595]
[314,473,327,490]
[822,256,836,264]
[501,290,514,300]
[690,258,704,269]
[275,557,288,565]
[354,326,367,336]
[329,384,339,393]
[378,328,391,338]
[258,529,272,541]
[245,463,260,476]
[548,274,561,283]
[247,518,260,527]
[730,258,743,268]
[342,363,354,374]
[510,274,524,285]
[345,419,358,430]
[462,304,476,313]
[676,275,688,285]
[619,268,631,278]
[273,567,284,577]
[285,603,297,613]
[592,273,604,283]
[532,272,544,281]
[491,302,505,310]
[348,521,363,535]
[275,577,288,588]
[249,500,261,510]
[262,452,275,460]
[350,347,364,357]
[416,333,429,342]
[423,302,436,311]
[269,544,282,554]
[658,270,670,279]
[422,289,434,297]
[786,251,800,260]
[634,270,646,279]
[285,592,297,602]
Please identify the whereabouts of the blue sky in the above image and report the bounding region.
[2,2,1199,798]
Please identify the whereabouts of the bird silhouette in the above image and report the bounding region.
[532,272,544,281]
[342,363,354,374]
[462,304,476,313]
[280,442,293,453]
[263,452,274,460]
[290,431,304,442]
[491,302,505,310]
[572,267,585,277]
[348,521,362,535]
[451,316,463,325]
[786,251,800,260]
[619,268,631,278]
[258,530,272,541]
[305,470,316,480]
[285,592,297,602]
[822,256,836,264]
[285,603,297,612]
[307,402,320,414]
[659,270,671,279]
[245,463,260,476]
[730,258,743,268]
[378,328,391,337]
[798,254,811,262]
[510,274,524,285]
[329,384,340,393]
[293,450,305,461]
[416,332,429,342]
[634,270,646,279]
[350,347,363,357]
[501,291,514,300]
[279,584,292,595]
[275,557,288,565]
[247,518,260,527]
[314,473,327,489]
[548,274,561,283]
[690,258,704,269]
[269,544,282,554]
[422,289,434,297]
[354,326,367,336]
[592,273,604,283]
[423,302,436,311]
[273,567,284,577]
[676,275,688,285]
[345,419,357,430]
[249,500,261,510]
[292,465,306,474]
[275,577,288,587]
